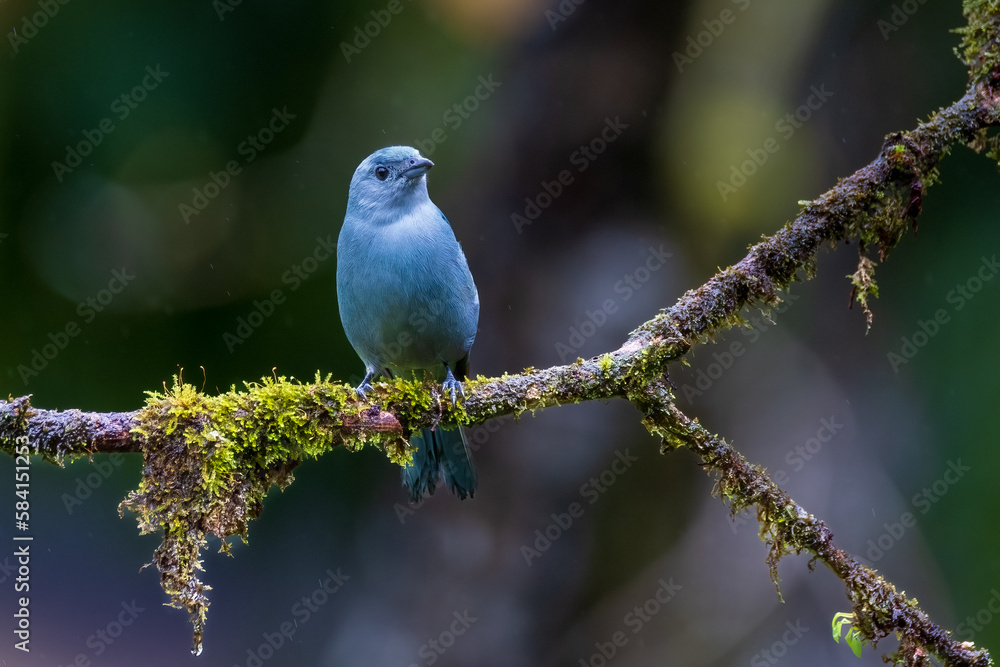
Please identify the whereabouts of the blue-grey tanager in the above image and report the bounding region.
[337,146,479,501]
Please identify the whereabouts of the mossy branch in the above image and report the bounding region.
[645,391,992,667]
[2,1,999,662]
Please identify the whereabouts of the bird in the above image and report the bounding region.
[336,146,479,502]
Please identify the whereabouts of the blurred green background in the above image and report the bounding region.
[1,0,998,665]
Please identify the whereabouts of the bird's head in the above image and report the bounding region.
[347,146,434,216]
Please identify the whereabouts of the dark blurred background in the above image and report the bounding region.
[1,0,999,665]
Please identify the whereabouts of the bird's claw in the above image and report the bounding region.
[441,366,464,407]
[355,370,376,400]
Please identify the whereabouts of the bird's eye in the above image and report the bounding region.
[375,166,390,181]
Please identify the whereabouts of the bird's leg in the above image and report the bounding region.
[441,363,465,407]
[355,368,376,399]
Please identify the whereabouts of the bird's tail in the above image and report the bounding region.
[401,426,477,502]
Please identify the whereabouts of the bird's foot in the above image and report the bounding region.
[441,365,465,407]
[355,370,376,400]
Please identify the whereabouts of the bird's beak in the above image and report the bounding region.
[402,157,434,179]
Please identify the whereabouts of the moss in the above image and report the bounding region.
[956,0,1000,84]
[0,396,33,456]
[119,373,386,654]
[848,254,880,332]
[118,367,539,650]
[598,353,613,375]
[982,129,1000,167]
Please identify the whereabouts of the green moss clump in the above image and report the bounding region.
[598,353,614,375]
[956,0,1000,84]
[119,373,387,655]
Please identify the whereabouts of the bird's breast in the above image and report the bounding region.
[337,209,478,374]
